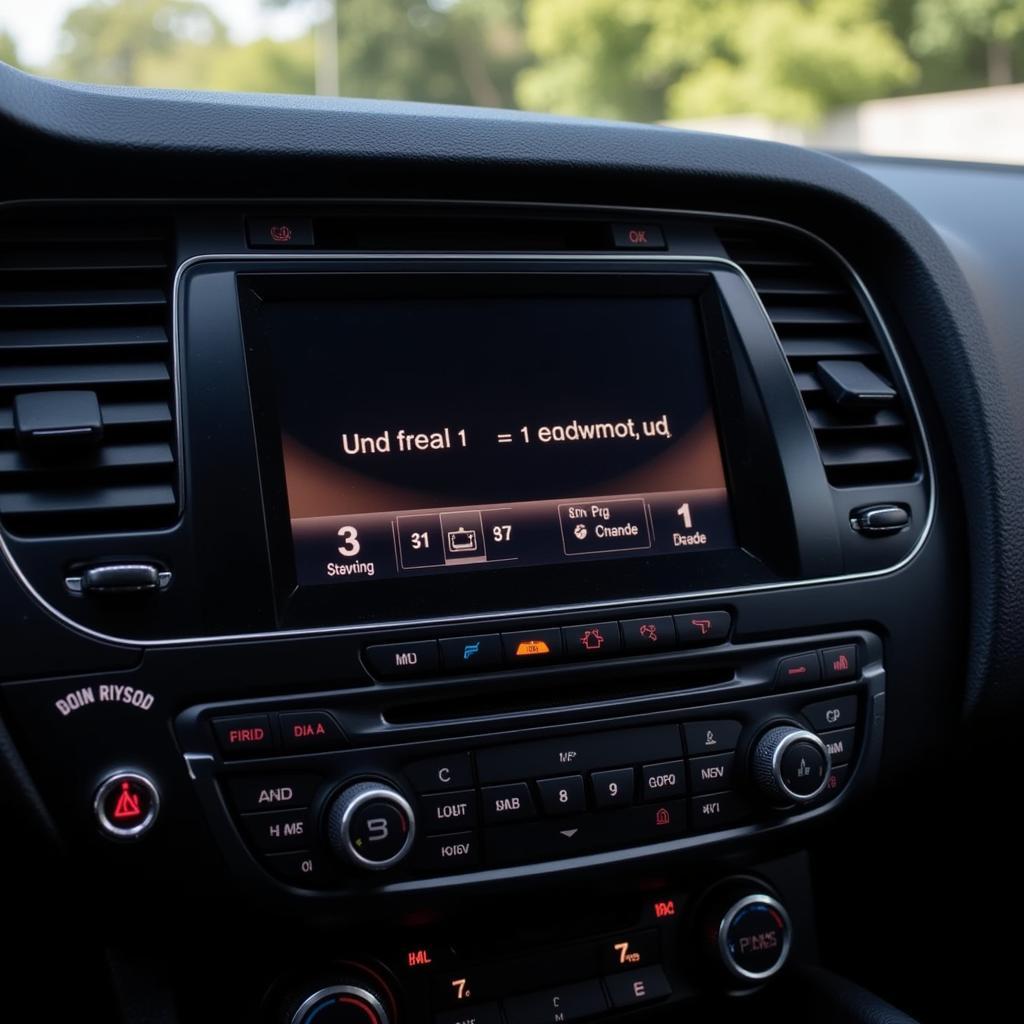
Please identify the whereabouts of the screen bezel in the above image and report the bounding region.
[240,260,804,629]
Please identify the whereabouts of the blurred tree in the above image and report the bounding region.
[517,0,918,123]
[911,0,1024,85]
[52,0,227,85]
[263,0,529,106]
[136,34,316,93]
[0,30,21,68]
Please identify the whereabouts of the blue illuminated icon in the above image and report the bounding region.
[463,641,481,661]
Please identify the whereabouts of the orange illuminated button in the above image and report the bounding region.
[502,628,563,664]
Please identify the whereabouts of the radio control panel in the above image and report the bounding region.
[176,626,883,899]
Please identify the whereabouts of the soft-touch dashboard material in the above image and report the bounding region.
[2,62,1023,1024]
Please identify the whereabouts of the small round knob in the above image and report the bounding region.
[288,984,391,1024]
[326,781,416,870]
[715,893,792,983]
[750,725,830,804]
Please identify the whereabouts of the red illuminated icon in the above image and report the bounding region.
[406,949,433,967]
[639,623,658,643]
[655,807,671,826]
[787,665,807,676]
[832,653,850,672]
[579,628,605,652]
[691,618,712,636]
[628,228,648,244]
[269,224,293,243]
[653,899,676,918]
[292,721,327,739]
[112,780,142,820]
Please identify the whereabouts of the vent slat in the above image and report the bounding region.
[0,442,173,475]
[0,325,168,353]
[0,213,177,534]
[807,407,905,432]
[818,440,915,468]
[781,338,879,360]
[0,483,177,517]
[0,245,167,272]
[764,303,864,327]
[0,288,166,311]
[0,362,169,389]
[717,220,916,487]
[0,400,171,436]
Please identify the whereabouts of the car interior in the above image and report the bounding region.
[0,50,1021,1024]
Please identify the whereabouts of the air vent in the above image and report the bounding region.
[716,222,917,487]
[0,214,178,534]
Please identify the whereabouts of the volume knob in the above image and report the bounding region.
[750,725,830,804]
[326,781,416,870]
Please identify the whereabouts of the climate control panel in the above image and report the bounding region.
[177,630,880,897]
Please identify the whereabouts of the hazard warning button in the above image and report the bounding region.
[94,771,160,840]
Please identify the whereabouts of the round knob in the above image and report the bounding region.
[326,781,416,870]
[750,725,830,804]
[715,893,793,983]
[288,983,391,1024]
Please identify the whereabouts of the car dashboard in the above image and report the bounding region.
[1,62,1022,1023]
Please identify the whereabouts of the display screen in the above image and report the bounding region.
[260,294,735,586]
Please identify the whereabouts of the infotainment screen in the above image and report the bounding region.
[256,291,735,586]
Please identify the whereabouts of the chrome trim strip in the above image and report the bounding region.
[0,200,935,647]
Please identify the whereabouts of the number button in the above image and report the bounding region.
[537,775,586,816]
[591,767,635,810]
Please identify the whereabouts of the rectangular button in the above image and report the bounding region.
[611,224,666,249]
[440,634,502,672]
[278,710,344,752]
[674,610,731,646]
[418,831,480,872]
[601,930,660,973]
[265,850,331,885]
[477,725,682,784]
[640,760,686,801]
[502,628,563,663]
[820,727,855,766]
[212,714,276,756]
[689,791,751,831]
[483,800,685,867]
[247,216,314,247]
[503,979,607,1024]
[241,808,311,852]
[683,720,742,755]
[365,640,439,679]
[802,695,858,732]
[420,790,477,834]
[435,1004,502,1024]
[537,775,586,816]
[688,753,735,795]
[224,774,320,813]
[481,782,536,824]
[620,616,676,652]
[604,966,671,1008]
[818,763,851,802]
[406,753,474,793]
[822,644,858,681]
[591,767,635,810]
[562,621,621,659]
[776,651,821,685]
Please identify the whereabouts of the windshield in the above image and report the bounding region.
[2,0,1023,165]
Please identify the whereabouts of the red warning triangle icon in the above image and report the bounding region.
[113,780,142,820]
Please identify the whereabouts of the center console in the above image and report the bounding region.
[0,201,938,1024]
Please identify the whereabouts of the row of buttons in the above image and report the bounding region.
[437,967,671,1024]
[365,612,732,680]
[777,644,858,685]
[220,694,859,882]
[212,709,343,757]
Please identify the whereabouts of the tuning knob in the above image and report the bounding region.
[326,781,416,870]
[750,724,830,804]
[279,971,396,1024]
[701,882,793,985]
